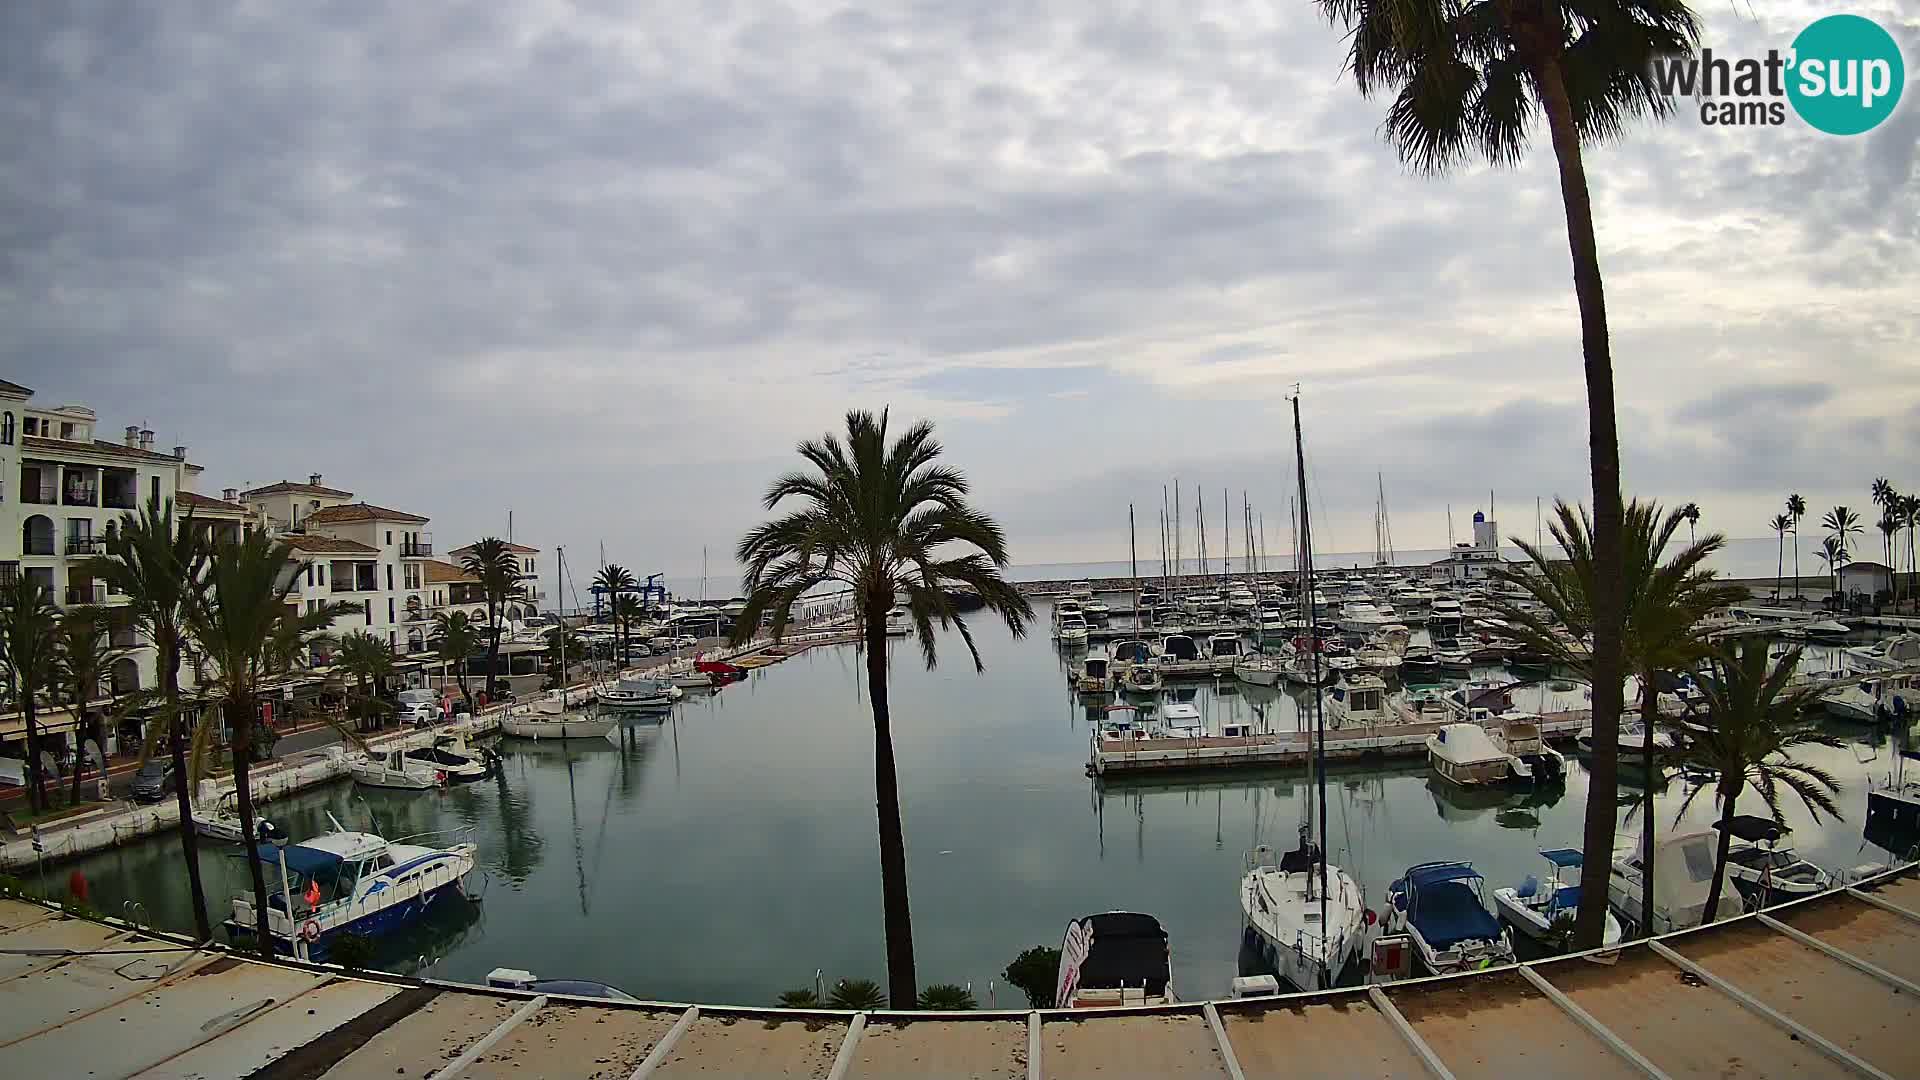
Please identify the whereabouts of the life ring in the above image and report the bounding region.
[300,920,322,943]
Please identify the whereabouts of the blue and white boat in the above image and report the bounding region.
[1492,848,1623,949]
[225,819,477,960]
[1384,861,1515,975]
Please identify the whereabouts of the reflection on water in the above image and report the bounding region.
[62,609,1917,1005]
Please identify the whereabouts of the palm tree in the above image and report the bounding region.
[1786,494,1807,600]
[52,608,126,806]
[1312,0,1699,949]
[189,532,356,956]
[1815,536,1848,600]
[1870,476,1895,513]
[431,610,479,706]
[1768,514,1791,602]
[1823,506,1862,598]
[732,409,1032,1007]
[610,594,646,667]
[593,564,636,663]
[1670,641,1842,921]
[1877,509,1901,602]
[1870,479,1897,581]
[0,576,61,810]
[1491,499,1743,938]
[85,497,214,940]
[1901,494,1920,607]
[460,539,522,699]
[334,631,397,731]
[1680,502,1701,545]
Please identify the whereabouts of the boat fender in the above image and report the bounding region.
[300,920,322,943]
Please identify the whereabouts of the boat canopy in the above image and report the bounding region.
[1431,723,1509,765]
[1538,848,1584,868]
[1071,912,1171,995]
[1712,814,1786,844]
[1401,863,1502,950]
[1406,861,1485,890]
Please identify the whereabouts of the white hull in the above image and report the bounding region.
[1241,854,1368,992]
[501,715,618,740]
[1233,662,1283,688]
[193,811,245,843]
[1493,889,1623,948]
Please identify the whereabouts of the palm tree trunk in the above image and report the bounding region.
[1702,780,1739,925]
[1529,45,1628,952]
[864,594,917,1008]
[227,690,274,958]
[1637,675,1659,939]
[23,698,44,812]
[486,602,502,698]
[1792,526,1800,599]
[162,636,212,941]
[1775,532,1784,602]
[69,710,88,806]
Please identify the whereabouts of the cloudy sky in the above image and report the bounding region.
[4,1,1915,592]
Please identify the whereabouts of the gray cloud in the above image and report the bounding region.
[2,0,1915,579]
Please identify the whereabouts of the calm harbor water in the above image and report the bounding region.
[63,601,1911,1006]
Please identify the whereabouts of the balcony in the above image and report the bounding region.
[63,483,98,507]
[103,488,137,510]
[21,486,55,505]
[66,582,106,606]
[65,536,105,556]
[401,537,434,557]
[0,562,17,587]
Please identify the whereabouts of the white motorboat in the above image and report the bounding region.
[1055,611,1090,647]
[1241,833,1369,992]
[884,605,912,636]
[1076,649,1113,694]
[192,793,245,843]
[1608,829,1746,935]
[1155,634,1200,662]
[349,749,444,790]
[1121,661,1163,694]
[1067,580,1095,600]
[1336,600,1396,635]
[1426,723,1513,787]
[1325,673,1392,729]
[1442,680,1513,723]
[1715,816,1832,906]
[1254,607,1291,644]
[600,675,682,709]
[1056,911,1175,1008]
[1225,587,1258,612]
[1084,598,1111,619]
[1822,675,1915,723]
[1180,591,1223,616]
[1492,713,1567,786]
[500,704,617,741]
[225,815,476,960]
[1233,654,1286,688]
[1492,849,1623,949]
[1384,862,1514,976]
[1207,633,1243,660]
[1844,632,1920,675]
[403,731,498,783]
[1577,718,1677,756]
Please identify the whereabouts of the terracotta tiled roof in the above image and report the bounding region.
[0,379,32,396]
[21,435,203,469]
[280,535,379,555]
[449,541,539,555]
[424,559,476,584]
[177,490,251,515]
[302,502,429,525]
[241,480,356,499]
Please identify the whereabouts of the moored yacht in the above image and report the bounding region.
[1493,849,1623,949]
[1240,832,1370,992]
[1325,673,1392,728]
[1609,830,1747,934]
[1055,610,1091,646]
[599,675,682,709]
[1056,911,1175,1007]
[1844,632,1920,675]
[403,731,499,782]
[349,749,444,790]
[1716,816,1832,905]
[1384,862,1514,975]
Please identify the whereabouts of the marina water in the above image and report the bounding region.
[60,606,1909,1005]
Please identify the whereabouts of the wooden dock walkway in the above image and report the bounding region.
[1089,711,1590,776]
[3,863,1917,1078]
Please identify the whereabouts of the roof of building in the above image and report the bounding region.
[280,535,380,555]
[0,379,31,397]
[302,502,430,525]
[240,480,356,499]
[424,559,477,584]
[449,540,540,555]
[21,435,205,470]
[1841,561,1894,573]
[176,490,251,516]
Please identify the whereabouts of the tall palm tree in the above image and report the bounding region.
[334,631,397,731]
[1786,494,1807,600]
[1823,506,1862,597]
[1671,642,1841,922]
[1877,509,1901,601]
[1313,0,1699,949]
[0,576,61,810]
[731,409,1032,1006]
[1870,479,1897,581]
[593,564,636,663]
[431,610,479,706]
[1491,499,1743,938]
[460,539,521,699]
[188,532,355,956]
[1870,476,1895,514]
[1768,513,1791,602]
[52,608,125,806]
[611,594,646,667]
[1901,494,1920,607]
[1815,536,1848,600]
[1679,502,1701,545]
[85,497,213,939]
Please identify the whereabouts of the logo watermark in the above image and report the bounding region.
[1653,14,1905,135]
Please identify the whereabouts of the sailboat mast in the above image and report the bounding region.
[1128,504,1139,619]
[1291,394,1329,965]
[556,545,566,685]
[1174,481,1182,581]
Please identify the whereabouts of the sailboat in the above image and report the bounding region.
[1239,394,1372,992]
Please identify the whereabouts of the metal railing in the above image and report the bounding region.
[401,538,434,557]
[20,487,56,505]
[66,582,106,606]
[62,486,98,507]
[103,490,137,509]
[65,536,105,556]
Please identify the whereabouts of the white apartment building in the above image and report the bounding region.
[427,541,544,626]
[241,484,436,657]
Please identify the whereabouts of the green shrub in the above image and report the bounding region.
[917,983,976,1010]
[826,977,886,1010]
[1002,945,1060,1009]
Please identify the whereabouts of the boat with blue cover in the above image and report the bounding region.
[1384,861,1515,975]
[224,817,478,960]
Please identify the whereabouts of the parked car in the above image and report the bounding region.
[129,759,177,803]
[395,688,441,726]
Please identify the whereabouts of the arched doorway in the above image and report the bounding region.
[22,514,54,556]
[407,628,425,654]
[110,656,140,696]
